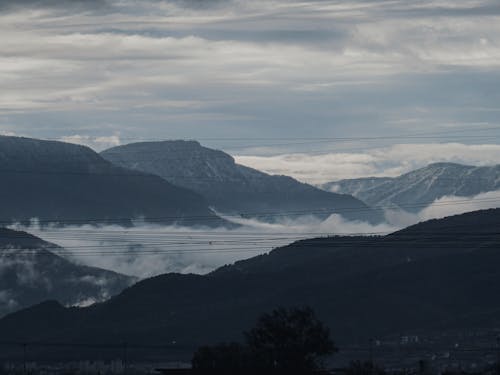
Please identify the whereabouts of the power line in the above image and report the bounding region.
[37,125,500,145]
[2,230,498,244]
[1,195,499,225]
[3,236,498,256]
[1,340,499,353]
[6,219,499,237]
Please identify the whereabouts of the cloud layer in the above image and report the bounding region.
[385,189,500,227]
[236,143,500,183]
[12,216,396,278]
[0,0,499,148]
[13,187,500,279]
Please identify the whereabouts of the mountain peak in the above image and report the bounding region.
[0,135,106,172]
[103,140,237,168]
[102,140,384,224]
[426,162,465,167]
[418,161,473,171]
[323,162,500,212]
[0,136,224,226]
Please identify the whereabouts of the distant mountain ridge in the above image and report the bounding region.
[101,140,384,224]
[322,162,500,212]
[0,227,134,317]
[1,208,499,360]
[0,136,226,226]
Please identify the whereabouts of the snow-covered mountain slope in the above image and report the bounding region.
[0,227,135,317]
[102,141,384,224]
[322,162,500,212]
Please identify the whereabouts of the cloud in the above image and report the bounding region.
[6,187,500,282]
[12,187,500,280]
[71,297,101,308]
[0,247,53,289]
[1,0,500,145]
[235,143,500,183]
[0,130,18,136]
[0,290,19,311]
[385,189,500,227]
[59,134,121,151]
[0,0,110,12]
[418,190,500,222]
[13,215,396,278]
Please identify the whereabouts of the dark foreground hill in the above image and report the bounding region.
[0,136,225,226]
[101,141,383,224]
[1,209,499,361]
[322,162,500,212]
[0,228,134,317]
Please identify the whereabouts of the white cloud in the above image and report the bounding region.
[12,188,500,280]
[0,247,53,290]
[71,297,100,308]
[1,0,500,145]
[13,215,396,278]
[385,189,500,227]
[59,134,121,151]
[0,130,18,136]
[235,143,500,183]
[0,290,19,311]
[418,189,500,221]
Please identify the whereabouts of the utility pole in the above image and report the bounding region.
[369,338,374,375]
[22,343,27,375]
[369,338,374,364]
[122,341,128,374]
[496,335,500,375]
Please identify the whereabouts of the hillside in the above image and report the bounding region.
[0,136,225,227]
[322,162,500,212]
[0,227,134,317]
[101,141,383,224]
[1,209,498,360]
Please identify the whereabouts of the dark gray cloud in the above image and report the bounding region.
[0,0,228,12]
[0,0,499,156]
[0,0,111,11]
[387,2,500,18]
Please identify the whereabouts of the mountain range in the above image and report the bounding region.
[101,140,384,224]
[0,227,134,317]
[1,208,498,360]
[0,136,225,227]
[321,162,500,212]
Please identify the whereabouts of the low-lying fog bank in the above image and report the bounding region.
[10,189,500,279]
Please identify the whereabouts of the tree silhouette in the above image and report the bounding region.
[192,306,337,374]
[245,306,337,372]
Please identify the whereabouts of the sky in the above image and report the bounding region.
[1,0,500,180]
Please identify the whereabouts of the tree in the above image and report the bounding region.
[244,306,337,373]
[192,306,336,373]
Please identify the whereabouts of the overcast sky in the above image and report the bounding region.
[1,0,500,180]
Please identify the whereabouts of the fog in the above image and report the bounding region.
[10,190,500,279]
[11,215,396,278]
[385,189,500,227]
